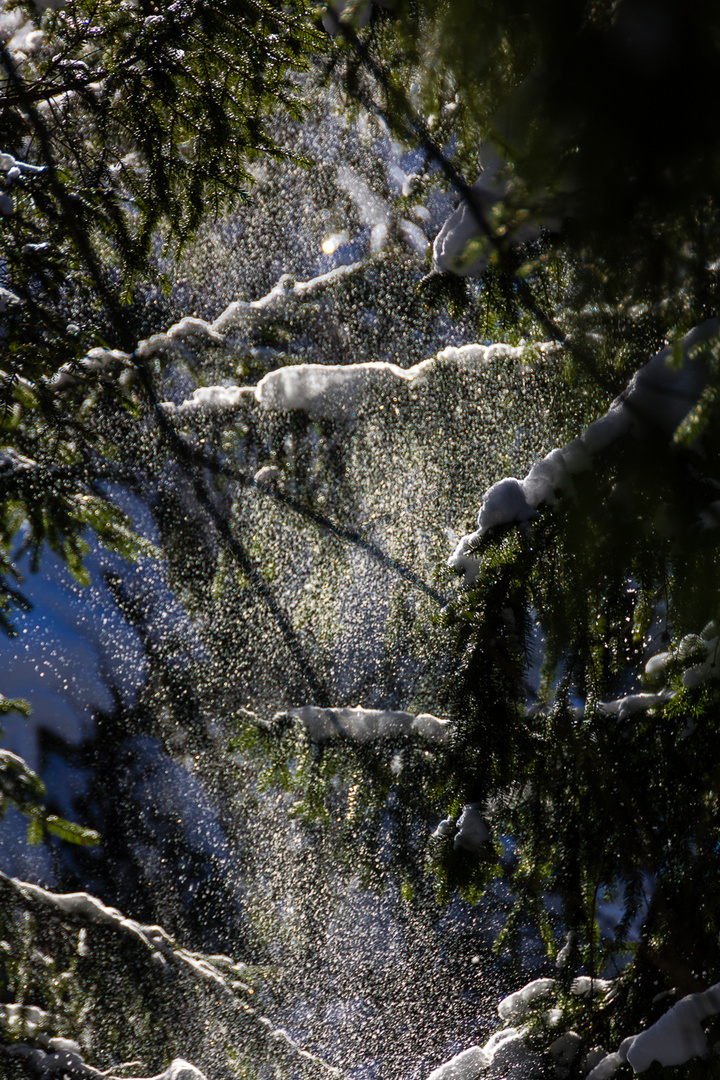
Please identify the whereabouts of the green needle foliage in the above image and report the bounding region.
[0,0,320,627]
[4,0,720,1076]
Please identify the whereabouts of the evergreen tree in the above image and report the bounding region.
[3,1,720,1078]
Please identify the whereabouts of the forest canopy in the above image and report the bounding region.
[2,2,720,1079]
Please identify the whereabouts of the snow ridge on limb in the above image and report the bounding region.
[3,1042,206,1080]
[140,262,365,361]
[1,874,344,1080]
[449,319,720,585]
[165,341,529,422]
[9,264,367,398]
[7,875,248,993]
[277,705,453,745]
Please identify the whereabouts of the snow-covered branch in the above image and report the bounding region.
[138,262,365,362]
[164,341,532,423]
[449,319,720,585]
[278,705,452,745]
[2,1042,206,1080]
[1,874,344,1080]
[9,263,368,398]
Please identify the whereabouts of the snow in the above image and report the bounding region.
[644,651,673,680]
[285,706,452,745]
[426,1045,489,1080]
[425,1027,544,1080]
[643,628,720,691]
[453,805,489,852]
[0,446,36,471]
[430,816,455,841]
[449,319,720,584]
[549,1030,582,1067]
[555,930,576,968]
[432,151,509,279]
[481,1028,543,1077]
[0,285,20,311]
[255,361,411,419]
[597,692,672,721]
[626,982,720,1071]
[3,1044,207,1080]
[0,150,44,175]
[497,978,556,1022]
[681,632,720,688]
[1,1002,50,1038]
[432,144,544,278]
[7,876,238,992]
[254,464,281,485]
[399,217,430,253]
[570,977,613,998]
[33,264,367,398]
[584,981,720,1076]
[166,341,526,423]
[48,347,130,391]
[336,166,391,254]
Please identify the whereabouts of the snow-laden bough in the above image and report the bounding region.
[449,319,720,585]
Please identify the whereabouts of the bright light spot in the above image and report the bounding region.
[321,230,349,255]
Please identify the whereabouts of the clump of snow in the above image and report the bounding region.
[644,651,673,680]
[481,1028,543,1077]
[453,804,489,852]
[168,384,251,417]
[0,446,37,472]
[627,982,720,1072]
[582,1047,611,1076]
[0,150,44,176]
[284,706,452,745]
[0,285,20,311]
[430,815,455,841]
[680,633,720,689]
[570,977,613,999]
[549,1030,582,1069]
[497,978,557,1022]
[3,1043,208,1080]
[644,626,720,691]
[450,319,720,584]
[255,361,408,420]
[48,347,130,391]
[555,930,577,968]
[432,145,545,279]
[426,1028,543,1080]
[0,1002,50,1038]
[597,692,673,721]
[436,342,523,366]
[426,1045,489,1080]
[155,1063,208,1080]
[432,148,509,278]
[254,465,281,485]
[585,981,720,1077]
[398,217,430,253]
